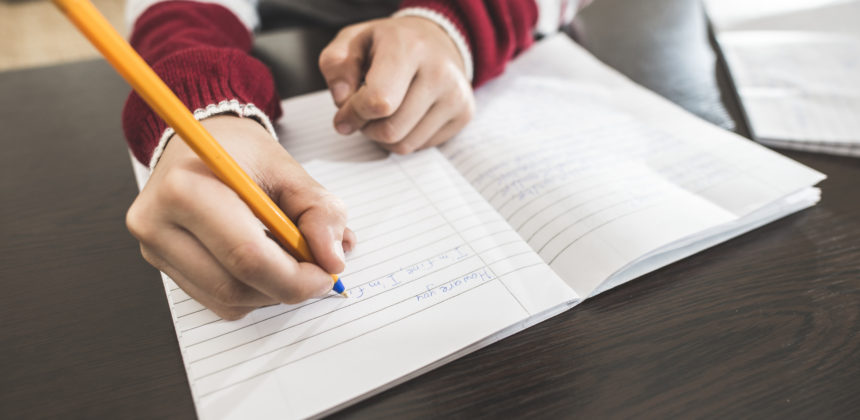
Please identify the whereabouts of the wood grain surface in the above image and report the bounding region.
[0,61,197,418]
[1,0,858,418]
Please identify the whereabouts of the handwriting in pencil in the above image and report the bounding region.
[415,268,495,302]
[347,246,471,299]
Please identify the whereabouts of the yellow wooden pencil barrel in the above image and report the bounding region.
[52,0,335,281]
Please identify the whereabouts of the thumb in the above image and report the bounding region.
[267,163,350,274]
[295,194,349,275]
[319,24,372,106]
[253,135,351,276]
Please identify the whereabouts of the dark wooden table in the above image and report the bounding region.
[2,0,858,418]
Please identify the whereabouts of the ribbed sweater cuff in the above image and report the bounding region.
[122,47,282,166]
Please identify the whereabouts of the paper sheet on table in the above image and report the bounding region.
[704,0,860,155]
[705,0,860,34]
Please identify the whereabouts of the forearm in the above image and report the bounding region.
[122,0,280,167]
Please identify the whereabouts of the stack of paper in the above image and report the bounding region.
[704,0,860,156]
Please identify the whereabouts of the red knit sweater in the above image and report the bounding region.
[123,0,540,166]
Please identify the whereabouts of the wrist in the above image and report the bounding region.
[159,115,282,172]
[399,16,466,76]
[392,8,473,82]
[148,100,278,171]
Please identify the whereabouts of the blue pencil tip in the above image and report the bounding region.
[332,277,346,294]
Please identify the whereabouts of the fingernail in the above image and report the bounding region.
[332,81,350,104]
[336,122,352,135]
[333,242,346,265]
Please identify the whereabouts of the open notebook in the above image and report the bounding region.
[131,35,824,419]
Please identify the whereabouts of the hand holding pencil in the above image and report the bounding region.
[131,116,355,319]
[53,0,355,319]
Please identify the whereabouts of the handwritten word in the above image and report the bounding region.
[347,246,471,300]
[415,268,495,303]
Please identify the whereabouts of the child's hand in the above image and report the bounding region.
[126,116,355,320]
[319,16,475,154]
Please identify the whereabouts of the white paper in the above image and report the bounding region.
[439,35,824,296]
[704,0,860,155]
[704,0,860,33]
[130,34,824,419]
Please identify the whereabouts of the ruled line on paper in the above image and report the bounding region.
[434,76,815,296]
[393,157,529,316]
[278,93,387,164]
[195,262,546,399]
[182,244,478,348]
[186,255,484,359]
[180,227,532,352]
[174,216,525,335]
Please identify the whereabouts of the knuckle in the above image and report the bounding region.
[363,91,395,118]
[225,241,267,280]
[319,47,346,72]
[125,201,151,241]
[462,95,476,121]
[322,192,349,220]
[413,34,428,49]
[373,119,402,144]
[449,89,476,126]
[309,190,349,223]
[444,84,474,111]
[139,244,161,267]
[424,62,447,82]
[159,170,192,208]
[211,279,245,306]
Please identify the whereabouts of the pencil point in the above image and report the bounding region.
[340,291,349,298]
[331,276,346,295]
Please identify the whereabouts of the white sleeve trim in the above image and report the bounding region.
[148,99,278,171]
[393,7,474,83]
[125,0,260,34]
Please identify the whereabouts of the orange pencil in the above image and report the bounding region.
[52,0,347,296]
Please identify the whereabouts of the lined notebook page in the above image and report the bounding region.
[146,94,577,419]
[278,93,386,163]
[440,36,824,297]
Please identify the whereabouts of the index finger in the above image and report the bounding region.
[333,32,418,134]
[169,170,335,304]
[319,24,371,106]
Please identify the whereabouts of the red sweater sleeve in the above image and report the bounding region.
[399,0,538,87]
[122,1,281,166]
[124,0,536,165]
